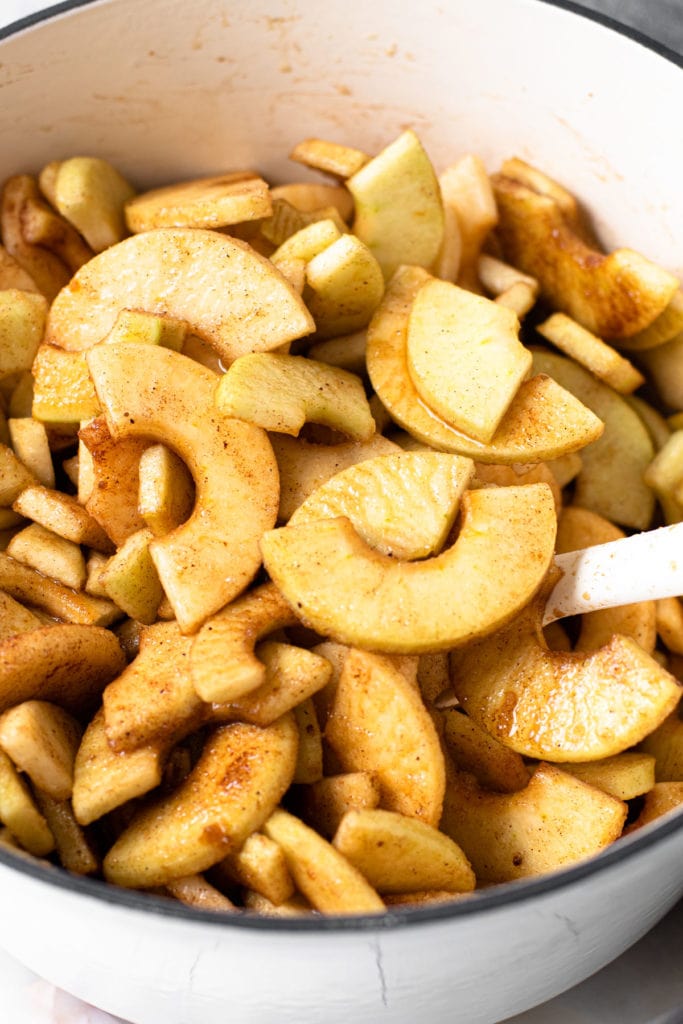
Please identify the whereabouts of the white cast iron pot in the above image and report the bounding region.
[0,2,681,1022]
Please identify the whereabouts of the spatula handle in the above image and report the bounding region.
[543,520,683,625]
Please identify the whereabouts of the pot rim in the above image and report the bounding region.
[0,0,681,935]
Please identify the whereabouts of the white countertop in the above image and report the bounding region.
[1,2,682,1022]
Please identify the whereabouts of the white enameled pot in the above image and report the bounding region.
[0,2,682,1022]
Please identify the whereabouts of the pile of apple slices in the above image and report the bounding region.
[0,132,681,913]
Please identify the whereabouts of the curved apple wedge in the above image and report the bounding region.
[289,451,474,560]
[46,227,314,362]
[450,585,682,762]
[261,483,557,653]
[87,343,279,633]
[366,266,603,464]
[103,716,299,888]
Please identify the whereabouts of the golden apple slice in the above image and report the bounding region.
[347,130,444,280]
[0,289,47,381]
[40,156,136,252]
[31,345,101,425]
[406,278,532,443]
[125,172,272,232]
[263,808,384,914]
[624,782,683,831]
[213,831,294,906]
[536,313,644,394]
[104,309,188,351]
[19,191,94,274]
[0,244,40,293]
[7,418,54,489]
[440,708,530,793]
[366,266,603,464]
[639,707,683,782]
[13,484,113,552]
[78,416,148,545]
[7,523,86,591]
[617,291,683,351]
[557,752,655,801]
[103,716,299,888]
[289,451,473,560]
[289,138,369,179]
[440,761,627,884]
[492,174,678,339]
[46,228,314,362]
[305,233,384,338]
[190,582,298,704]
[1,176,71,301]
[0,623,125,715]
[214,353,375,441]
[333,808,475,894]
[0,443,35,505]
[262,484,556,653]
[450,586,682,762]
[260,200,347,249]
[324,648,446,825]
[0,748,54,856]
[532,348,655,530]
[301,772,381,839]
[0,593,42,641]
[0,552,119,627]
[72,709,166,825]
[0,700,81,800]
[87,343,278,632]
[271,433,399,521]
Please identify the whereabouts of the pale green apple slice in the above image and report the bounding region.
[347,130,444,280]
[261,483,557,653]
[46,227,314,362]
[87,342,279,633]
[305,233,384,338]
[406,278,531,443]
[531,348,655,530]
[366,266,604,464]
[289,451,473,560]
[214,352,375,440]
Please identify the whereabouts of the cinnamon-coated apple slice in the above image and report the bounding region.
[87,342,279,633]
[366,266,603,464]
[46,227,314,362]
[261,483,557,653]
[450,578,682,762]
[406,278,531,443]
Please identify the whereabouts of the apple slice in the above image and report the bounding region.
[492,173,678,339]
[347,130,444,280]
[450,584,682,762]
[366,266,603,464]
[532,348,655,530]
[124,172,272,232]
[440,761,627,884]
[305,233,385,338]
[103,716,299,888]
[289,451,473,560]
[261,483,557,653]
[324,648,446,826]
[406,278,532,443]
[46,227,314,363]
[40,156,135,252]
[0,289,47,380]
[87,342,279,633]
[214,353,375,440]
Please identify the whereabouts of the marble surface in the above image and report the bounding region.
[0,0,682,1021]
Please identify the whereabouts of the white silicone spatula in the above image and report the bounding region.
[543,520,683,625]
